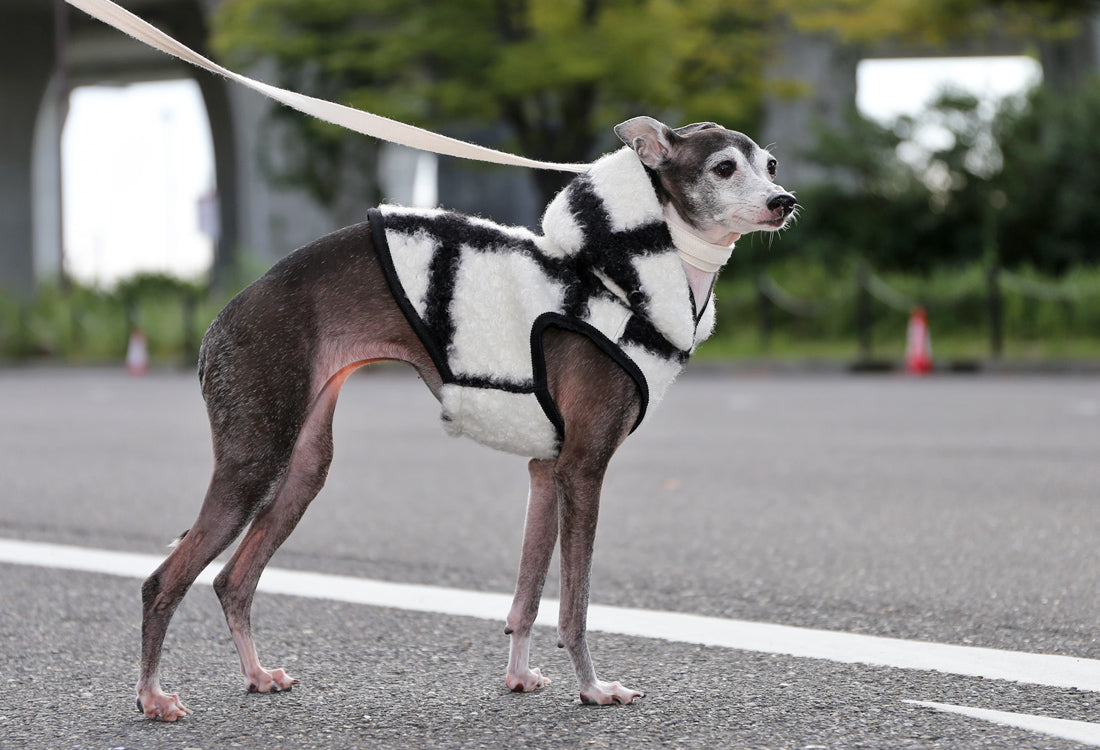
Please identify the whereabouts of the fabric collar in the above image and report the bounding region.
[665,213,736,273]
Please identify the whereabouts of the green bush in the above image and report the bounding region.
[0,275,235,367]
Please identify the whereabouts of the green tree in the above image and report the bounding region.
[211,0,1100,221]
[780,0,1094,44]
[211,0,779,207]
[993,79,1100,271]
[774,77,1100,274]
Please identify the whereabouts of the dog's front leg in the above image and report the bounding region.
[555,454,644,705]
[537,326,643,704]
[504,458,558,692]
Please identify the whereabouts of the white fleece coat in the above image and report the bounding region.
[368,147,716,459]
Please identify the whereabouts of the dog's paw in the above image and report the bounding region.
[579,680,644,706]
[137,688,193,721]
[246,666,298,694]
[506,666,551,693]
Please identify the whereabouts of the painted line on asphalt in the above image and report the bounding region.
[907,701,1100,747]
[4,537,1100,694]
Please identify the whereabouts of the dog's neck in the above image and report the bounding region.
[664,206,738,313]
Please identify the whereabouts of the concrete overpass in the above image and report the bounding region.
[2,0,339,297]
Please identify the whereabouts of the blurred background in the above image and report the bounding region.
[2,0,1099,368]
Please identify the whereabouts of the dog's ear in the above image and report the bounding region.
[614,116,677,168]
[674,122,720,136]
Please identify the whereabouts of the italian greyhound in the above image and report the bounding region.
[136,116,796,720]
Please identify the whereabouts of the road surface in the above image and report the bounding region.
[1,366,1098,748]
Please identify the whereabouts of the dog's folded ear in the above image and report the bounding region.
[674,122,720,136]
[614,116,678,169]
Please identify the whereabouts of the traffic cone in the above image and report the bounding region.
[126,327,149,376]
[905,307,933,375]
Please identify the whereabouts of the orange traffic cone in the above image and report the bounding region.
[126,327,149,376]
[905,307,933,375]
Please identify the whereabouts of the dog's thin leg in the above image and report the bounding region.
[213,363,360,694]
[540,328,644,706]
[504,458,558,692]
[136,470,272,720]
[554,453,641,705]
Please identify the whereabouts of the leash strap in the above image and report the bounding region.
[65,0,590,174]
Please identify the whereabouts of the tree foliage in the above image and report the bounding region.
[212,0,779,205]
[778,79,1100,274]
[994,78,1100,271]
[780,0,1095,44]
[210,0,1100,276]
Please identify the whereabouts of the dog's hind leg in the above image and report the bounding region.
[211,361,365,695]
[136,452,285,720]
[137,297,320,720]
[504,458,558,692]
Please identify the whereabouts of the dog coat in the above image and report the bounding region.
[368,146,718,460]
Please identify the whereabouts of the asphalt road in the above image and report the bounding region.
[1,366,1098,749]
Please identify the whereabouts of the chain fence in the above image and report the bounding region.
[750,262,1100,361]
[3,264,1100,365]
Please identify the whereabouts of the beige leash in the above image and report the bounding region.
[65,0,590,174]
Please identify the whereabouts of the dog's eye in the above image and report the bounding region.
[712,160,736,179]
[767,158,778,177]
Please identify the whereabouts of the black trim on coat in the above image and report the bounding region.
[367,207,454,382]
[529,312,649,448]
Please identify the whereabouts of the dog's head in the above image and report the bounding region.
[614,116,797,240]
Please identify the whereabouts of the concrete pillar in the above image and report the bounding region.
[0,7,54,297]
[761,27,859,189]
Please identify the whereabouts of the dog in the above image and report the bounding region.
[135,116,796,720]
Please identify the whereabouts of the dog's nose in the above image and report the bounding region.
[767,193,796,217]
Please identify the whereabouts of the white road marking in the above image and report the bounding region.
[906,701,1100,747]
[4,537,1100,694]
